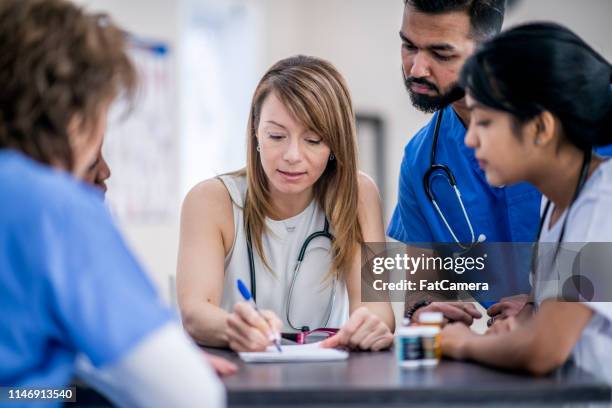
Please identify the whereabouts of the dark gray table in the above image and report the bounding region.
[207,347,612,407]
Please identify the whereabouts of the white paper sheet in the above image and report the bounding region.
[238,341,348,363]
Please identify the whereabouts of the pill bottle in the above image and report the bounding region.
[420,326,441,366]
[395,326,423,368]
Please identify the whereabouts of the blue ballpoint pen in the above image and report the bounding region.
[236,279,282,352]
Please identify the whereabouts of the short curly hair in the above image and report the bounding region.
[0,0,136,170]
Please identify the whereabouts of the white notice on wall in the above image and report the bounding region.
[104,40,177,223]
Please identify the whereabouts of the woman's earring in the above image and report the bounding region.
[534,138,541,146]
[257,145,261,152]
[329,153,335,161]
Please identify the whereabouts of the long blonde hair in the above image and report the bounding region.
[237,55,362,280]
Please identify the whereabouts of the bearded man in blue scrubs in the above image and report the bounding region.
[389,0,542,324]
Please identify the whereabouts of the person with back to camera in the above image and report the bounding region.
[0,0,226,406]
[79,128,238,379]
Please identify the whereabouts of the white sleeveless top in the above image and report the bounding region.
[218,174,349,332]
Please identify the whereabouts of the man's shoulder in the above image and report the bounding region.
[406,117,434,149]
[402,115,437,167]
[402,108,462,160]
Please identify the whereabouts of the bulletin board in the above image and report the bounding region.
[103,36,178,223]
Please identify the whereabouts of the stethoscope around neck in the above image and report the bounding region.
[423,109,486,251]
[245,214,336,332]
[531,149,593,290]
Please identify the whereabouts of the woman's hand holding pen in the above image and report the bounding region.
[226,301,283,352]
[320,307,393,351]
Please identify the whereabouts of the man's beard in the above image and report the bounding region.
[403,71,465,113]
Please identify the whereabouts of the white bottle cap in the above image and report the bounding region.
[396,326,424,337]
[419,311,443,324]
[419,326,441,335]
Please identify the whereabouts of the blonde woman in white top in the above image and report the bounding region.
[177,55,395,352]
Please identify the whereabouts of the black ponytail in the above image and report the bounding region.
[460,22,612,150]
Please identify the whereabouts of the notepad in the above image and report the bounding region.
[238,341,348,363]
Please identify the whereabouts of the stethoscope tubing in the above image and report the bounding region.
[246,216,336,332]
[531,149,592,301]
[423,109,479,250]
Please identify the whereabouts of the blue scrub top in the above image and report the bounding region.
[388,107,543,303]
[598,144,612,156]
[0,150,173,399]
[388,105,541,245]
